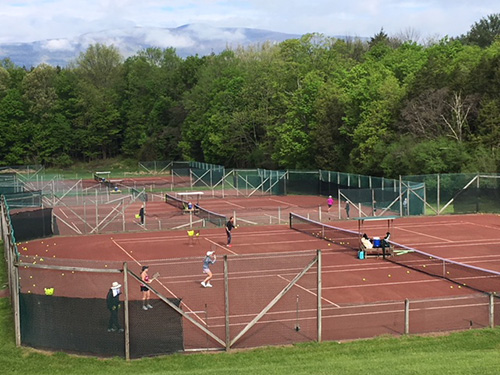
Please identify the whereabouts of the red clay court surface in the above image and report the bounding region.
[18,200,500,348]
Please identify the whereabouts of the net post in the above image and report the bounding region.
[404,298,410,334]
[224,255,230,351]
[489,293,495,328]
[123,262,130,360]
[289,213,292,229]
[317,249,322,342]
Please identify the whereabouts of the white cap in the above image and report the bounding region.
[206,251,215,256]
[111,281,121,289]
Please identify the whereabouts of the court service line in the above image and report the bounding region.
[204,237,238,255]
[221,200,246,209]
[397,226,455,243]
[277,275,340,307]
[324,278,441,290]
[59,208,69,219]
[269,198,299,206]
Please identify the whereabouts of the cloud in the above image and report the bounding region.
[41,39,75,52]
[0,0,498,44]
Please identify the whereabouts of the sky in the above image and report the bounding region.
[0,0,498,44]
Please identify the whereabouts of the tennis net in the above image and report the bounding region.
[388,243,500,294]
[195,204,227,227]
[165,193,186,209]
[165,193,226,227]
[289,213,359,250]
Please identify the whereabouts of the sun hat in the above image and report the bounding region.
[111,281,121,289]
[206,251,215,256]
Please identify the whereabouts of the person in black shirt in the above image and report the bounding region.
[106,281,124,332]
[226,216,235,247]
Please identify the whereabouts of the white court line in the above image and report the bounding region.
[397,226,455,243]
[204,237,238,255]
[277,274,340,307]
[324,278,441,290]
[269,198,299,207]
[59,208,69,219]
[222,200,246,209]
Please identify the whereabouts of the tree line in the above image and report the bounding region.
[0,14,499,178]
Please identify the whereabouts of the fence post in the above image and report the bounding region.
[317,249,322,343]
[224,255,230,350]
[404,299,410,334]
[123,262,130,360]
[489,293,495,329]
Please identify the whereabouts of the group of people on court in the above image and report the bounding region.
[326,195,351,219]
[108,215,237,330]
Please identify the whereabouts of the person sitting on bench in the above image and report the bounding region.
[361,233,373,249]
[383,232,391,247]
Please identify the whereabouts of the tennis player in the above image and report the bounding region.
[327,195,334,212]
[140,265,153,310]
[226,216,235,247]
[201,251,216,288]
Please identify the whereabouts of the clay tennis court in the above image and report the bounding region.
[18,196,500,350]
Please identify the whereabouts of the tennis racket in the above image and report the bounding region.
[151,272,160,281]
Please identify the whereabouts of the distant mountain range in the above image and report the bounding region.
[0,24,307,68]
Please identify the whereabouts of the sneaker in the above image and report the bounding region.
[146,304,153,309]
[227,244,232,248]
[201,281,206,287]
[107,328,116,332]
[118,328,124,333]
[206,283,212,287]
[142,305,148,310]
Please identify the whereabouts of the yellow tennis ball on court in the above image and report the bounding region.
[362,278,366,281]
[328,243,331,246]
[458,286,461,289]
[423,265,426,268]
[61,273,65,276]
[406,271,410,273]
[450,286,453,288]
[388,274,391,278]
[44,287,54,296]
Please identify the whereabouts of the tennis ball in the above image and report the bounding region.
[328,243,331,246]
[406,271,410,273]
[458,286,461,289]
[30,276,33,279]
[388,274,391,278]
[362,278,366,281]
[44,287,54,296]
[423,265,426,268]
[40,258,43,262]
[61,273,65,276]
[450,286,453,288]
[33,284,36,287]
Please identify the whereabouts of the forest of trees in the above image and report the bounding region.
[0,14,499,178]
